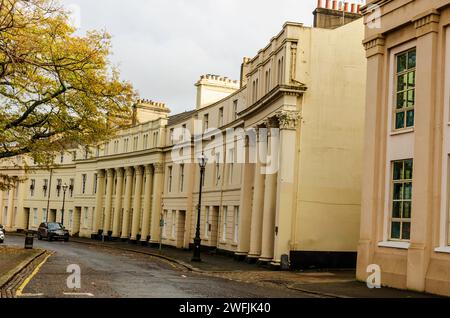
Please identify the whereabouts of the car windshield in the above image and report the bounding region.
[48,223,63,230]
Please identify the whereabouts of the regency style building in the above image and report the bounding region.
[0,2,366,269]
[357,0,450,296]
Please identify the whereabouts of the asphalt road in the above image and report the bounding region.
[4,235,318,298]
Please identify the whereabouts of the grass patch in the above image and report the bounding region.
[0,246,42,287]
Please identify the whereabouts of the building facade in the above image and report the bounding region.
[357,0,450,296]
[0,3,366,270]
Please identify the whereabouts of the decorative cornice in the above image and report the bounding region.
[413,9,440,37]
[276,110,301,130]
[363,34,385,58]
[360,0,392,15]
[238,84,306,120]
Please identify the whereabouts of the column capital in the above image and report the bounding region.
[145,164,154,175]
[125,166,134,176]
[106,169,115,178]
[97,169,106,178]
[363,34,385,58]
[413,9,440,37]
[135,165,144,176]
[153,163,164,174]
[115,167,124,177]
[276,110,301,130]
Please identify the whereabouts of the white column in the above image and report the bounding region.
[121,167,134,239]
[140,165,154,243]
[259,119,279,263]
[236,137,255,258]
[102,169,115,235]
[6,186,15,231]
[150,163,164,244]
[131,166,144,241]
[112,168,124,238]
[15,180,26,230]
[272,110,300,266]
[93,170,105,236]
[259,171,278,262]
[247,130,266,260]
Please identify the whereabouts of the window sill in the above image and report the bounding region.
[378,241,410,249]
[390,128,414,136]
[434,246,450,254]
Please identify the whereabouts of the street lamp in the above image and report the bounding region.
[192,153,208,262]
[61,184,68,226]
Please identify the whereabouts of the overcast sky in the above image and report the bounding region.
[61,0,320,115]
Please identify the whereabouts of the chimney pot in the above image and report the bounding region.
[351,3,356,13]
[357,4,361,13]
[344,2,349,12]
[325,0,331,9]
[317,0,322,8]
[332,0,337,10]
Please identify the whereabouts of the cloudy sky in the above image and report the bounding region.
[61,0,320,115]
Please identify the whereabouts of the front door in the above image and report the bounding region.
[49,209,57,223]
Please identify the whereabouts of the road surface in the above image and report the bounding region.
[4,235,318,298]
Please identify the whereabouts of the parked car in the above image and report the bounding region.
[37,222,69,242]
[0,224,4,243]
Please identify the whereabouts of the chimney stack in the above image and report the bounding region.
[313,1,363,30]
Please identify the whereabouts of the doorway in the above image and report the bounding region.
[72,207,82,237]
[49,209,57,222]
[23,208,30,231]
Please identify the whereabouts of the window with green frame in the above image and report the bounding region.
[390,159,413,241]
[395,48,416,130]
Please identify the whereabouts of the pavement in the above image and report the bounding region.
[4,233,441,298]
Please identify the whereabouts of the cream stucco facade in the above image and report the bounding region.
[0,5,366,270]
[357,0,450,296]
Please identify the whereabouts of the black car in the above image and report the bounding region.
[37,222,69,242]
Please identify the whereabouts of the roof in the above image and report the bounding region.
[167,110,197,126]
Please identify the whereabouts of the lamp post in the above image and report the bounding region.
[192,153,207,262]
[61,184,68,226]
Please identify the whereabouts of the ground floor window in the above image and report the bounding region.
[233,206,239,243]
[84,207,89,227]
[205,206,210,238]
[390,159,413,241]
[222,206,228,241]
[171,210,176,239]
[69,209,73,229]
[162,210,168,237]
[33,208,38,227]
